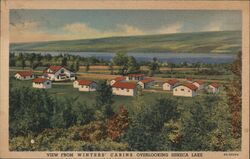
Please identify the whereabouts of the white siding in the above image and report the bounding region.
[32,81,52,89]
[46,68,75,81]
[173,85,196,97]
[78,83,97,92]
[15,74,34,80]
[138,81,154,89]
[208,85,219,93]
[193,82,204,90]
[112,87,136,96]
[73,81,79,88]
[163,83,173,90]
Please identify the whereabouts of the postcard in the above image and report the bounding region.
[0,0,249,159]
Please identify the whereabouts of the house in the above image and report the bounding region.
[163,79,179,91]
[15,71,34,80]
[126,74,145,81]
[173,83,198,97]
[78,80,97,92]
[137,78,155,89]
[208,83,220,93]
[43,66,76,81]
[110,76,126,86]
[112,82,137,96]
[32,78,52,89]
[192,80,205,90]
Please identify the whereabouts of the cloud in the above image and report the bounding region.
[201,21,223,32]
[10,22,146,43]
[157,22,183,34]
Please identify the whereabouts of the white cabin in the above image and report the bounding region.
[43,66,75,81]
[78,80,97,92]
[112,82,137,96]
[208,83,220,93]
[173,83,198,97]
[192,81,205,90]
[15,71,34,80]
[32,78,52,89]
[163,79,179,91]
[137,78,154,89]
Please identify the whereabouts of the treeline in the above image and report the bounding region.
[10,52,231,76]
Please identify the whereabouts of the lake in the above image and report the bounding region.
[11,51,237,64]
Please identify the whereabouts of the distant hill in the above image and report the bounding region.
[10,31,241,54]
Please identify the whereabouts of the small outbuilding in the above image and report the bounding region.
[112,82,137,96]
[192,80,205,90]
[208,83,220,93]
[173,83,198,97]
[137,78,155,89]
[15,71,34,80]
[32,78,52,89]
[163,79,179,91]
[78,80,97,92]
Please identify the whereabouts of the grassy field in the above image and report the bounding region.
[10,76,225,114]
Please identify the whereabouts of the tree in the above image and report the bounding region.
[124,97,179,150]
[127,56,140,74]
[9,87,55,137]
[225,51,242,138]
[21,59,26,69]
[95,80,114,118]
[108,63,114,75]
[112,52,128,75]
[148,57,160,76]
[75,60,80,72]
[61,57,68,66]
[85,63,90,72]
[107,106,129,141]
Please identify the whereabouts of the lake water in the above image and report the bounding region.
[12,51,237,64]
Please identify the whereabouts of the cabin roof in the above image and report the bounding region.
[77,79,95,86]
[139,78,154,84]
[165,79,179,86]
[112,82,137,89]
[209,83,220,88]
[113,76,126,82]
[16,71,33,77]
[32,78,49,83]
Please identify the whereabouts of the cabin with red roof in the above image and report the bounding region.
[208,83,220,93]
[192,80,205,90]
[43,66,75,81]
[15,71,34,80]
[138,78,155,89]
[76,80,97,92]
[163,79,179,91]
[32,78,51,89]
[112,82,137,96]
[126,74,145,81]
[110,76,126,86]
[173,83,198,97]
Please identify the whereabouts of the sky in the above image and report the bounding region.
[10,10,242,43]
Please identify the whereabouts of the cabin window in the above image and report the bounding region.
[175,89,177,91]
[61,69,64,73]
[86,86,89,88]
[121,88,124,90]
[181,89,184,91]
[188,90,190,92]
[116,88,119,90]
[47,82,50,85]
[127,89,129,92]
[24,76,26,79]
